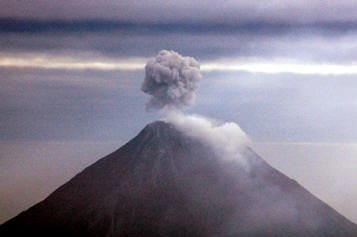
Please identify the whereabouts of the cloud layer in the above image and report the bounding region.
[2,1,357,24]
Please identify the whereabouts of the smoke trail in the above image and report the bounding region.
[142,50,202,110]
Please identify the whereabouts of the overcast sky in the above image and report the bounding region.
[0,0,356,225]
[2,0,357,23]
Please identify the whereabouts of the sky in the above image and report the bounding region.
[0,0,356,224]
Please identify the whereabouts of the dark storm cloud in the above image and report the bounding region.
[1,1,357,24]
[2,18,357,34]
[1,0,357,65]
[2,25,357,65]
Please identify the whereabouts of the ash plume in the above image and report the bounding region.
[142,50,202,110]
[142,50,249,165]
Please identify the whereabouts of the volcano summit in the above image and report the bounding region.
[1,121,357,237]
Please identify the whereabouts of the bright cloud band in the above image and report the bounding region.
[2,54,357,75]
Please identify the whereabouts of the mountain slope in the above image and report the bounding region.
[1,121,357,237]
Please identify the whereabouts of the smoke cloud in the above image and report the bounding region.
[142,50,202,110]
[142,50,249,165]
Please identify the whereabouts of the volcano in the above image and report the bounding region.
[1,121,357,237]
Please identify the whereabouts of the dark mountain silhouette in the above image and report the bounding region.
[1,121,357,237]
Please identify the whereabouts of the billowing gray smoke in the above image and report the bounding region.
[142,50,249,166]
[142,50,202,110]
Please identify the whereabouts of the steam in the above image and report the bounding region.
[165,109,250,166]
[142,50,202,110]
